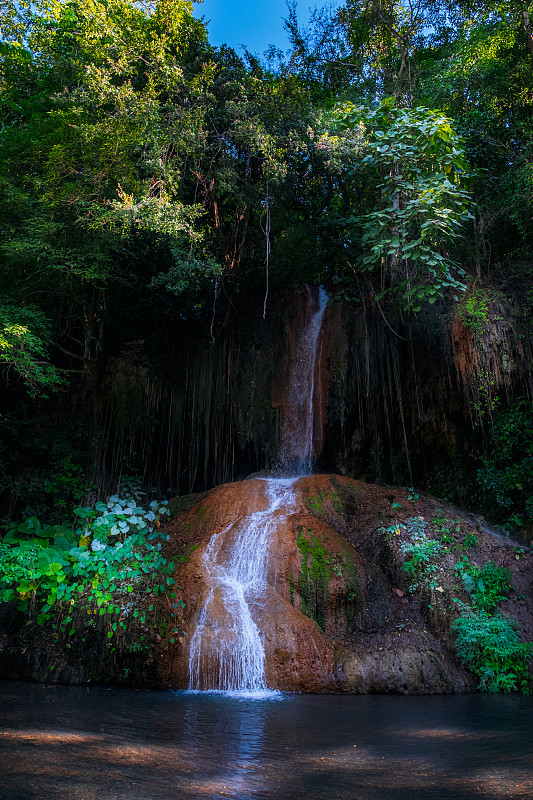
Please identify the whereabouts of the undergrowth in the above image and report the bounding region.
[452,611,532,693]
[397,517,444,591]
[381,513,532,693]
[455,559,511,612]
[0,495,183,651]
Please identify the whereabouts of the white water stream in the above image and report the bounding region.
[188,286,327,692]
[188,478,297,692]
[282,285,328,475]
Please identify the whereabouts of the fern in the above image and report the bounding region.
[453,610,532,693]
[456,560,511,611]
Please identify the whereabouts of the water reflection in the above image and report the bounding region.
[1,682,532,799]
[181,692,273,796]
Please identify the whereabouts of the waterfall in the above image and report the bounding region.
[281,285,328,475]
[188,479,297,692]
[187,286,327,692]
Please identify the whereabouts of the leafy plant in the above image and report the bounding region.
[457,288,492,332]
[379,523,401,542]
[455,559,511,612]
[329,98,472,311]
[453,610,532,693]
[464,532,478,549]
[399,517,443,590]
[0,305,64,397]
[430,511,460,540]
[0,496,174,644]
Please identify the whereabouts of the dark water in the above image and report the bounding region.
[1,682,532,800]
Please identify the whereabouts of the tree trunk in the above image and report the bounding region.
[522,9,533,63]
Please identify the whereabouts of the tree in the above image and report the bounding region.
[324,97,472,309]
[416,0,533,274]
[0,305,63,396]
[284,0,449,104]
[0,0,214,387]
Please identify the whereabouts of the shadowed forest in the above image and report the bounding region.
[1,0,532,526]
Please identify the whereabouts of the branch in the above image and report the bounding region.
[52,342,85,361]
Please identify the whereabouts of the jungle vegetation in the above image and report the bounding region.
[0,0,533,529]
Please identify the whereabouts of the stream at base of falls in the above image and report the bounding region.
[1,681,532,800]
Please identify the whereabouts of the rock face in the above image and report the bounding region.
[2,472,531,692]
[167,474,476,694]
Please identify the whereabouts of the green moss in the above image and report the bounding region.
[306,487,344,517]
[306,492,324,515]
[296,529,364,631]
[297,527,330,628]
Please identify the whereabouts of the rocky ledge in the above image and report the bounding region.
[165,474,533,694]
[2,474,531,693]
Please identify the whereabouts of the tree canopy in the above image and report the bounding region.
[1,0,532,521]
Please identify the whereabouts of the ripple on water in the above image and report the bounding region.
[1,683,533,800]
[179,688,289,702]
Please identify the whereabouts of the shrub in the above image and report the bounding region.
[0,496,176,642]
[455,559,512,611]
[453,610,532,693]
[399,517,443,590]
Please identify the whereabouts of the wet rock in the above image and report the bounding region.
[167,474,477,694]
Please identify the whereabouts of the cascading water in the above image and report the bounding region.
[187,286,327,692]
[281,285,328,475]
[188,478,297,691]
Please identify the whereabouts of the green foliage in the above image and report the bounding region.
[387,506,531,693]
[379,522,402,542]
[0,0,219,418]
[0,305,63,396]
[430,510,460,543]
[476,399,533,529]
[0,496,173,643]
[416,1,533,268]
[327,98,472,310]
[464,532,478,549]
[399,517,444,590]
[455,558,511,611]
[149,250,222,298]
[457,288,491,332]
[452,610,532,693]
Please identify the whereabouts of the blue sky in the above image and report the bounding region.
[193,0,309,56]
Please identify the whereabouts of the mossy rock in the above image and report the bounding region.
[296,527,363,632]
